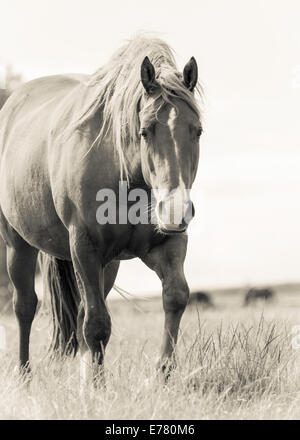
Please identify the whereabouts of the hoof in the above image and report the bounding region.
[80,352,105,390]
[156,357,177,382]
[13,363,32,386]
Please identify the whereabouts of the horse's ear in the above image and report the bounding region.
[183,57,198,92]
[141,56,156,94]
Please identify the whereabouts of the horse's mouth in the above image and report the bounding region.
[158,225,187,235]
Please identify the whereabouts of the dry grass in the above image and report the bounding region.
[0,288,299,419]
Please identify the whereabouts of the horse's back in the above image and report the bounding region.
[0,73,86,131]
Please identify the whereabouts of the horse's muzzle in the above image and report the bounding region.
[159,224,188,235]
[156,199,195,234]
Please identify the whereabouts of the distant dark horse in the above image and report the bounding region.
[244,288,274,306]
[188,291,214,308]
[0,37,202,384]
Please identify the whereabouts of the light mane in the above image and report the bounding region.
[73,36,203,180]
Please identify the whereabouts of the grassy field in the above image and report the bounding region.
[0,285,299,420]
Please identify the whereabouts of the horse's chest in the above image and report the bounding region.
[120,225,165,259]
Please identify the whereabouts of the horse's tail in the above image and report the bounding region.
[39,253,80,357]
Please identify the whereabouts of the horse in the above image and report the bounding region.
[0,36,203,384]
[0,89,12,313]
[188,291,214,308]
[244,287,275,306]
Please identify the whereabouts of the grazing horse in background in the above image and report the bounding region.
[188,291,214,308]
[0,36,202,384]
[244,288,275,306]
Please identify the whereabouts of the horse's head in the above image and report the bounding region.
[139,56,202,234]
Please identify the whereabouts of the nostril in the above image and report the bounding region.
[183,201,195,225]
[191,202,195,218]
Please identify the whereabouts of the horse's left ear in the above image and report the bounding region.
[183,57,198,92]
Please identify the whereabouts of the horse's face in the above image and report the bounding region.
[139,57,202,234]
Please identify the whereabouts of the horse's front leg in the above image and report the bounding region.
[69,226,110,387]
[142,234,189,378]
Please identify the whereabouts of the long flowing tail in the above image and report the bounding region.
[39,253,80,356]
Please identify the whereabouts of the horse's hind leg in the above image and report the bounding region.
[6,238,38,373]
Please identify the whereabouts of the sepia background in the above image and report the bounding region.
[0,0,299,295]
[0,0,300,421]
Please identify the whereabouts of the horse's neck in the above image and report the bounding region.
[123,142,143,184]
[74,85,145,187]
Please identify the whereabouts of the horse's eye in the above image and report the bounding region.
[196,127,203,137]
[140,129,148,139]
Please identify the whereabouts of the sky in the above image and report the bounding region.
[1,0,300,294]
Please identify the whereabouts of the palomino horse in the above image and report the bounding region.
[0,36,202,384]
